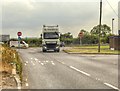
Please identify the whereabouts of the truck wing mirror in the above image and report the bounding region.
[40,34,42,38]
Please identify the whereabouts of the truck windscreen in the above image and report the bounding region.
[44,32,59,39]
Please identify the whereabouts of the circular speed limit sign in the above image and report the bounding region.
[17,32,22,36]
[79,32,83,38]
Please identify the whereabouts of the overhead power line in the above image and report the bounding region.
[106,0,120,18]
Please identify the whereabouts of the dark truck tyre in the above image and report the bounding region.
[43,50,46,52]
[55,49,60,52]
[42,48,46,52]
[57,49,60,52]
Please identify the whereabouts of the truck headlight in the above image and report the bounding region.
[56,45,59,49]
[44,46,47,49]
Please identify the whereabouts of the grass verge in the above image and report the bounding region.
[1,45,22,81]
[64,45,120,55]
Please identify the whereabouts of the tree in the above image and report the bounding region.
[74,29,98,45]
[80,29,89,35]
[60,32,73,45]
[90,24,111,37]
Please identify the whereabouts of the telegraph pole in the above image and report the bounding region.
[98,0,102,53]
[112,18,114,34]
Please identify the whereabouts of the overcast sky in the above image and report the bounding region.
[1,0,120,38]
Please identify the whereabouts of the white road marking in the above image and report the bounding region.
[70,66,90,77]
[104,83,118,90]
[41,63,44,65]
[31,61,35,65]
[46,60,48,63]
[25,83,29,87]
[26,61,28,64]
[95,78,100,81]
[31,61,33,63]
[51,61,53,63]
[52,63,55,65]
[25,78,28,81]
[34,58,38,61]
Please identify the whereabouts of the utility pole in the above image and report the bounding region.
[98,0,102,53]
[112,18,114,34]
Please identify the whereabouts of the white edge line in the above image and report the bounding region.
[70,66,90,77]
[104,83,118,90]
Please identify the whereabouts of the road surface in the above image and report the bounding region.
[18,47,118,90]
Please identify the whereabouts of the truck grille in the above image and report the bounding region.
[46,44,56,49]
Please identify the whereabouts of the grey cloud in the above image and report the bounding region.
[3,2,99,28]
[3,1,116,37]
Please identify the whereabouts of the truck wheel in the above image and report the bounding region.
[42,49,46,52]
[57,49,60,52]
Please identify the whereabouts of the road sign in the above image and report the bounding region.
[0,35,10,42]
[17,32,22,36]
[18,36,21,40]
[17,32,22,48]
[78,32,83,38]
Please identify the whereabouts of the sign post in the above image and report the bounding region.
[78,32,83,46]
[17,32,22,48]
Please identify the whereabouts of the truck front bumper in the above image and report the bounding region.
[43,44,60,50]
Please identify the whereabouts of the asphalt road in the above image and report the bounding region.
[18,47,119,90]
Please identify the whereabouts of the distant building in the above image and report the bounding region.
[109,35,120,50]
[0,35,10,42]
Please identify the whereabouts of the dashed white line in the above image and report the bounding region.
[70,66,90,77]
[95,78,100,81]
[104,83,118,90]
[31,61,35,66]
[34,58,38,61]
[25,78,28,81]
[52,63,55,65]
[26,61,28,64]
[51,61,53,63]
[46,60,48,63]
[41,63,44,65]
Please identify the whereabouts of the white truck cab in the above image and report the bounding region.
[41,25,60,52]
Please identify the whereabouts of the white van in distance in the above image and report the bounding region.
[10,41,29,48]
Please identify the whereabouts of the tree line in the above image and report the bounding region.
[60,24,114,45]
[10,24,114,46]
